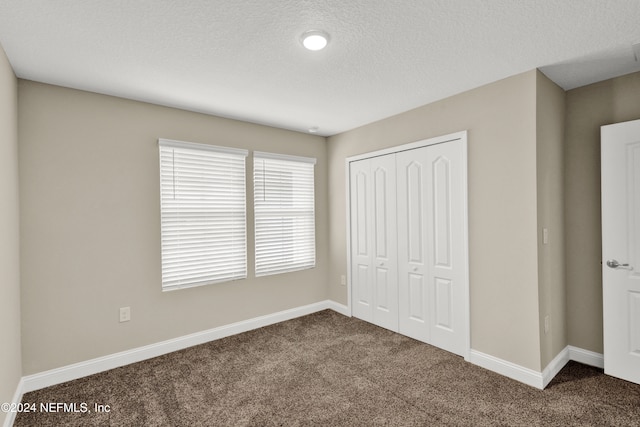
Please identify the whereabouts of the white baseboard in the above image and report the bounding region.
[326,300,350,316]
[469,345,604,390]
[2,378,24,427]
[568,345,604,369]
[21,300,343,394]
[542,347,571,388]
[467,349,546,389]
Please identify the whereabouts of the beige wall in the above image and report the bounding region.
[328,71,543,370]
[535,71,567,367]
[18,81,328,374]
[564,71,640,353]
[0,43,21,426]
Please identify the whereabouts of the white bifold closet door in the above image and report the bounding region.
[350,139,466,356]
[350,154,399,331]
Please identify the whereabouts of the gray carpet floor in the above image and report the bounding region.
[15,310,640,426]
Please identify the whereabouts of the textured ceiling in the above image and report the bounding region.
[1,1,640,136]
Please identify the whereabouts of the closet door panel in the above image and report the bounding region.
[350,159,373,322]
[371,155,399,330]
[435,277,453,330]
[397,150,430,342]
[350,155,399,331]
[408,272,426,321]
[407,162,425,263]
[426,141,466,356]
[433,156,452,268]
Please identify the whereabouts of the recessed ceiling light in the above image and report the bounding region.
[301,30,329,51]
[308,126,320,133]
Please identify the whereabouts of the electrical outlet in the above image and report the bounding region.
[340,275,346,286]
[543,228,549,245]
[119,307,131,323]
[544,315,550,334]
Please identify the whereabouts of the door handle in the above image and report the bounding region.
[606,259,633,270]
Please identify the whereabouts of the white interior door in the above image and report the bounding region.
[396,147,430,342]
[602,119,640,385]
[424,140,467,356]
[396,141,466,356]
[350,158,374,323]
[370,154,399,331]
[349,156,398,331]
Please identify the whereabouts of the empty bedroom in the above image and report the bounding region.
[1,1,640,426]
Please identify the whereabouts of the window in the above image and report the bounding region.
[159,139,248,291]
[254,151,316,276]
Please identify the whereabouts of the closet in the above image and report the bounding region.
[348,132,468,357]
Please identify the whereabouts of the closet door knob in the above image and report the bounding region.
[412,267,418,272]
[379,262,385,267]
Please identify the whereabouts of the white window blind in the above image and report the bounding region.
[159,139,248,291]
[254,151,316,277]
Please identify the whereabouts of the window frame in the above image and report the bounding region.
[253,151,316,277]
[158,138,248,291]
